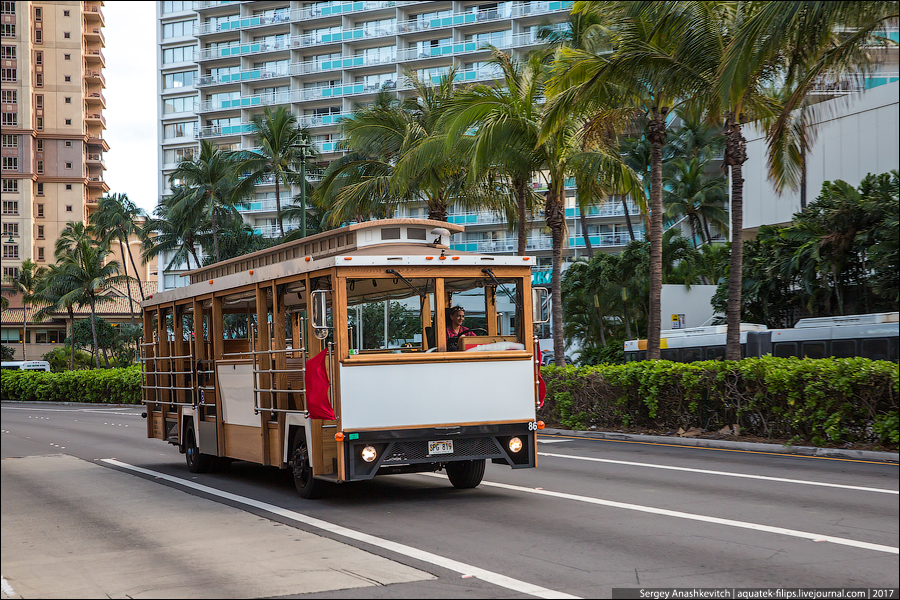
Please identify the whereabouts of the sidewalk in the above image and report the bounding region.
[541,427,900,462]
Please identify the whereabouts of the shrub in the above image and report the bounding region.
[1,344,15,361]
[538,357,899,449]
[42,347,94,372]
[1,365,143,405]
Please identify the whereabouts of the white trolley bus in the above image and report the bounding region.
[141,219,547,498]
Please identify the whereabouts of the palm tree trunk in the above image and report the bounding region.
[119,239,137,328]
[579,209,594,259]
[22,305,28,360]
[646,108,667,360]
[275,174,285,238]
[90,297,101,368]
[724,113,747,361]
[622,299,633,340]
[546,185,567,367]
[124,235,145,300]
[517,181,528,256]
[701,214,713,246]
[67,308,75,371]
[210,207,221,262]
[622,196,636,241]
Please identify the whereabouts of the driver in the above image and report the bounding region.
[446,305,475,350]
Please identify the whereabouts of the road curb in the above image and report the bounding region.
[541,428,900,463]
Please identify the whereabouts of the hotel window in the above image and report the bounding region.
[162,19,196,39]
[37,224,44,237]
[1,200,18,214]
[63,32,70,39]
[65,96,71,103]
[162,1,192,14]
[36,330,64,343]
[0,24,14,38]
[0,45,14,59]
[2,244,18,259]
[65,162,72,169]
[34,30,42,43]
[64,75,71,82]
[36,117,43,130]
[0,2,15,15]
[0,68,15,82]
[164,121,197,139]
[63,10,69,16]
[34,7,41,20]
[163,147,194,165]
[1,135,15,148]
[64,140,71,147]
[37,203,44,217]
[34,94,43,109]
[36,160,43,173]
[1,156,16,170]
[64,53,71,60]
[36,140,42,151]
[65,205,72,212]
[35,73,43,87]
[0,327,21,342]
[65,118,71,125]
[37,247,44,260]
[2,222,17,237]
[163,95,197,114]
[1,180,17,194]
[0,90,14,103]
[2,266,19,279]
[65,184,72,190]
[35,51,43,65]
[1,112,17,126]
[163,70,196,89]
[162,45,196,64]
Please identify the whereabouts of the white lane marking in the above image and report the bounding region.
[1,576,15,597]
[537,452,899,495]
[536,439,569,444]
[1,405,139,414]
[418,474,898,555]
[101,459,579,600]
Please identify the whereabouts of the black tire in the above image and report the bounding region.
[185,427,213,474]
[290,433,325,499]
[446,459,486,489]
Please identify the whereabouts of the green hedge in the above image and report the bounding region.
[538,357,899,449]
[1,366,142,405]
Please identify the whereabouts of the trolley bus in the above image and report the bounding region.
[140,219,548,498]
[624,312,899,362]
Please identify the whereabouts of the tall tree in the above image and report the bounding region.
[234,106,315,238]
[56,239,130,368]
[1,259,47,360]
[141,185,207,274]
[30,263,86,370]
[91,193,147,325]
[169,140,254,263]
[662,157,728,246]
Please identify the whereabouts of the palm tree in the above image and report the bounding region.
[442,49,547,255]
[321,70,481,225]
[142,186,207,273]
[548,2,700,360]
[662,157,728,247]
[55,221,97,262]
[233,106,314,238]
[1,259,47,360]
[169,140,254,263]
[91,193,147,325]
[56,239,130,368]
[30,263,86,370]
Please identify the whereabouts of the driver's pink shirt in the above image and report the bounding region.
[447,326,475,339]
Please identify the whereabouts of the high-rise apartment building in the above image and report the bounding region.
[1,0,109,281]
[157,0,646,289]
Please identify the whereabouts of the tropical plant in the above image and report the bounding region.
[141,185,207,273]
[91,193,147,324]
[30,263,84,371]
[55,239,130,368]
[169,140,255,263]
[662,157,728,246]
[1,259,47,360]
[233,106,316,238]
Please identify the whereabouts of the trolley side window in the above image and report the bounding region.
[801,341,827,359]
[346,278,436,354]
[862,338,890,361]
[832,339,856,358]
[705,347,725,361]
[681,348,702,363]
[773,342,798,358]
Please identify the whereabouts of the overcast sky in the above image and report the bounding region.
[102,1,159,216]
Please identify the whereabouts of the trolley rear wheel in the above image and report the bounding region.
[291,434,326,499]
[185,427,212,474]
[446,459,486,489]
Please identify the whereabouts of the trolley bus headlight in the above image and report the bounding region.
[361,446,377,463]
[508,437,523,453]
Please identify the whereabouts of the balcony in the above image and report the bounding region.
[85,112,106,127]
[86,176,109,192]
[83,26,105,46]
[82,2,105,24]
[86,134,109,151]
[86,152,106,169]
[199,89,291,112]
[84,47,106,66]
[451,231,642,254]
[298,112,349,128]
[196,12,291,36]
[292,1,407,21]
[808,71,900,96]
[197,65,290,87]
[197,123,253,138]
[85,90,106,107]
[85,69,106,86]
[198,37,292,61]
[194,0,247,9]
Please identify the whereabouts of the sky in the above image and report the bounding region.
[101,1,159,216]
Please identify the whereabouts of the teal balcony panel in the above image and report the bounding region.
[322,88,333,97]
[448,215,464,224]
[466,214,477,224]
[430,18,441,28]
[465,42,477,51]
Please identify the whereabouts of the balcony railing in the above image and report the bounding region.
[198,37,292,61]
[85,69,106,85]
[808,71,900,95]
[86,91,106,105]
[84,26,105,45]
[197,66,290,87]
[85,112,106,126]
[84,47,105,63]
[199,89,291,112]
[298,112,350,128]
[451,231,643,254]
[197,123,253,138]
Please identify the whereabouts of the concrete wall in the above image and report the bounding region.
[661,284,720,330]
[742,81,900,233]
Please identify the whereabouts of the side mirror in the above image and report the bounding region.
[532,287,549,324]
[310,289,331,338]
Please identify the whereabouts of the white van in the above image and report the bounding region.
[1,361,52,371]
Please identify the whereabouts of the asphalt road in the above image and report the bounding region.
[2,402,898,599]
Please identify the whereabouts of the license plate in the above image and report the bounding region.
[428,440,454,455]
